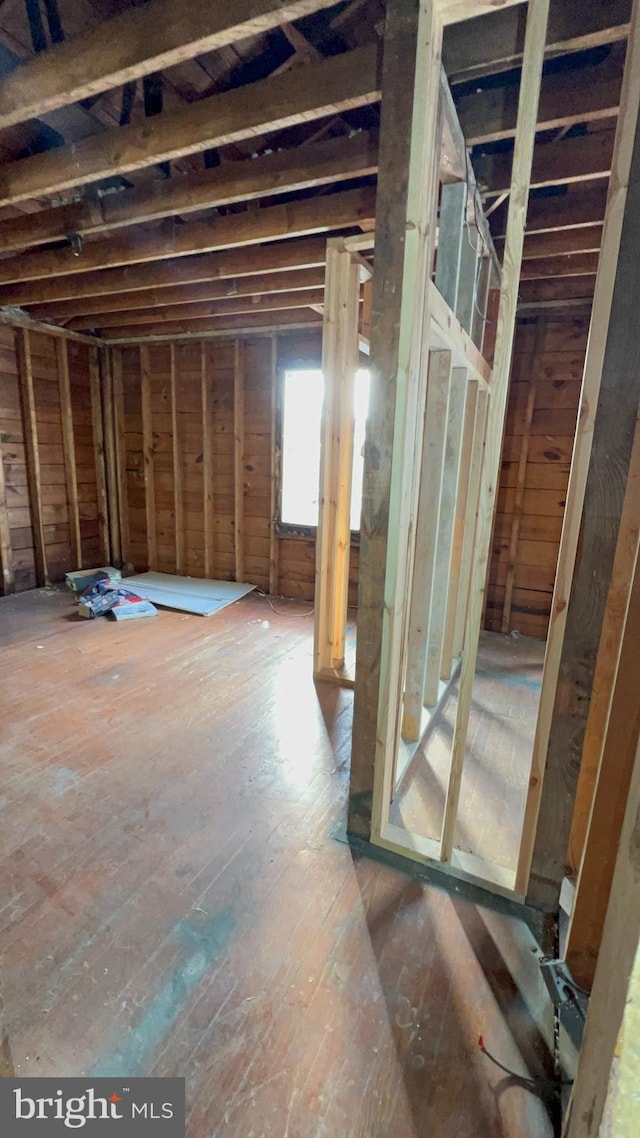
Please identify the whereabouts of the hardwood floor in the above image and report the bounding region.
[1,588,556,1137]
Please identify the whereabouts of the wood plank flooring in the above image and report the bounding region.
[1,588,556,1137]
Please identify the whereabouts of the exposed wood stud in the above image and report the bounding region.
[518,0,640,899]
[0,412,14,595]
[88,345,110,565]
[201,341,214,580]
[452,387,488,660]
[56,337,82,569]
[441,378,478,679]
[268,335,279,597]
[100,347,121,566]
[234,339,245,583]
[501,318,544,632]
[170,343,184,575]
[442,0,550,866]
[15,328,47,586]
[140,344,157,571]
[112,349,130,565]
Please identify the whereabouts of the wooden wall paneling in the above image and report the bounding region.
[351,0,444,839]
[201,341,215,578]
[56,338,82,570]
[173,340,205,578]
[435,180,466,309]
[0,325,14,592]
[242,338,272,591]
[119,347,146,570]
[401,349,451,741]
[269,335,279,596]
[517,0,640,899]
[441,377,478,678]
[88,345,110,565]
[500,318,544,632]
[206,339,235,581]
[169,344,184,574]
[314,239,360,677]
[0,324,32,591]
[233,340,245,583]
[111,349,130,565]
[147,344,175,572]
[441,0,550,866]
[423,366,468,706]
[139,345,157,571]
[67,341,101,569]
[15,328,47,585]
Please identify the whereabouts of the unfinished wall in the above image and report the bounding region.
[485,313,588,638]
[113,330,359,603]
[0,323,106,593]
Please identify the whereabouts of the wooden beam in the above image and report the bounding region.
[518,0,640,902]
[517,275,596,304]
[140,346,157,571]
[0,132,379,256]
[103,310,323,344]
[441,378,479,678]
[350,0,444,839]
[234,341,245,583]
[169,344,184,575]
[402,349,451,740]
[30,268,326,326]
[452,387,488,659]
[489,184,608,238]
[423,367,468,707]
[0,187,377,286]
[441,0,550,865]
[476,127,615,197]
[562,704,640,1138]
[0,0,346,130]
[0,414,14,595]
[89,346,109,564]
[314,240,360,676]
[519,251,600,279]
[56,338,82,570]
[443,0,631,85]
[513,224,603,259]
[268,336,279,597]
[100,348,121,566]
[1,236,330,308]
[82,289,326,333]
[15,328,47,585]
[0,46,381,208]
[456,52,623,146]
[201,343,214,580]
[112,351,130,565]
[95,305,323,340]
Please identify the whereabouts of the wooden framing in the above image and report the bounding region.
[233,341,245,584]
[15,328,47,587]
[111,352,130,567]
[56,338,82,570]
[88,346,110,566]
[169,345,184,576]
[517,0,640,902]
[139,346,156,572]
[201,343,215,580]
[441,378,478,678]
[313,238,360,683]
[268,337,279,597]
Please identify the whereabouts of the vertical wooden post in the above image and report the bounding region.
[423,366,468,707]
[89,345,110,565]
[56,338,82,569]
[361,277,373,345]
[201,341,214,579]
[314,239,360,675]
[0,423,14,595]
[350,0,444,839]
[139,344,156,571]
[269,335,280,596]
[402,349,451,740]
[434,180,466,309]
[452,387,488,659]
[111,348,129,566]
[441,0,550,864]
[501,317,544,633]
[101,346,121,566]
[441,378,479,679]
[16,328,47,586]
[233,339,245,583]
[517,0,640,899]
[170,343,184,574]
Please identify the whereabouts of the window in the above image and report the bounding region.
[280,367,371,531]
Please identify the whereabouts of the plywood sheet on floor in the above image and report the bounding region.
[0,591,554,1137]
[390,631,544,872]
[123,571,255,615]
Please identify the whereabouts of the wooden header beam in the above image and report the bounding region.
[0,44,381,207]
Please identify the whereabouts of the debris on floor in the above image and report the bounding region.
[65,566,122,593]
[75,576,157,621]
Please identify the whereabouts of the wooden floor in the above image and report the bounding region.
[391,632,545,872]
[1,588,557,1137]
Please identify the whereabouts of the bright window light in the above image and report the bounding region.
[280,367,371,530]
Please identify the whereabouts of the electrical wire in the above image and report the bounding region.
[254,588,314,617]
[478,1036,573,1089]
